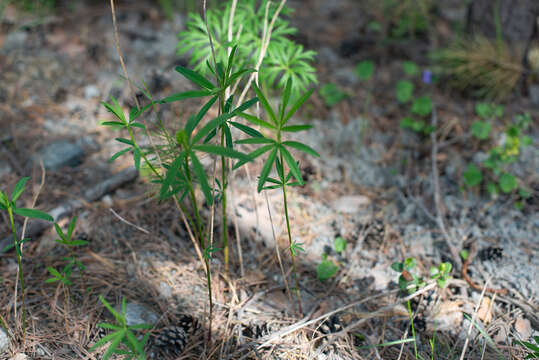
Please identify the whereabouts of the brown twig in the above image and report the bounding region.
[461,242,508,295]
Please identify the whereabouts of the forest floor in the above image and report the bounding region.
[0,1,537,359]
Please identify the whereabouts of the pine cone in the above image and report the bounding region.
[153,325,188,353]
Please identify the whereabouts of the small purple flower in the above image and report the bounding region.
[422,70,432,84]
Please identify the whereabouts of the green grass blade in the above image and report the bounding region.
[11,177,29,202]
[13,208,53,222]
[229,121,263,138]
[280,146,304,185]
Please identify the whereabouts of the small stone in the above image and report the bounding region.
[0,328,8,354]
[2,31,27,52]
[101,195,113,207]
[35,141,84,170]
[122,302,159,326]
[514,316,532,340]
[331,195,371,214]
[84,85,100,99]
[158,281,173,298]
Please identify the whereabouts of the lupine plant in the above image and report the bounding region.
[46,216,88,293]
[235,79,320,314]
[0,177,54,335]
[90,296,151,360]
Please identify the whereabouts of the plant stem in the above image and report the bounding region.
[185,156,213,342]
[279,151,302,316]
[220,127,229,274]
[7,207,26,336]
[407,300,418,359]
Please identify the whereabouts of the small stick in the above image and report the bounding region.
[430,105,462,269]
[109,208,149,234]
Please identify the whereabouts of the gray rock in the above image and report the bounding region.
[158,281,173,298]
[0,160,12,179]
[1,31,28,52]
[35,141,84,170]
[122,302,159,326]
[0,328,8,354]
[529,84,539,108]
[334,67,360,87]
[83,85,100,99]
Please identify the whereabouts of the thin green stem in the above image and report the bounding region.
[220,128,229,274]
[185,155,213,342]
[279,151,302,316]
[7,207,26,336]
[407,300,418,359]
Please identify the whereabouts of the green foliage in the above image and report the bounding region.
[463,111,533,200]
[334,236,347,253]
[46,216,87,287]
[475,103,504,119]
[355,60,375,80]
[391,258,425,294]
[178,0,316,99]
[1,177,54,334]
[471,121,492,140]
[396,80,414,103]
[317,254,339,282]
[402,61,420,76]
[463,164,482,187]
[319,83,348,107]
[90,296,151,360]
[429,262,452,288]
[516,336,539,359]
[411,96,432,117]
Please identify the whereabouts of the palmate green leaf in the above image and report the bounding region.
[235,137,275,145]
[160,90,213,104]
[258,147,278,192]
[283,88,314,125]
[192,112,235,145]
[282,141,320,157]
[132,147,141,171]
[187,96,219,139]
[193,145,251,161]
[225,45,238,80]
[233,97,258,114]
[238,112,277,130]
[281,124,312,132]
[125,330,144,354]
[67,216,76,239]
[13,208,53,221]
[160,151,187,200]
[47,266,62,278]
[280,146,303,185]
[191,152,213,204]
[11,177,29,202]
[102,97,127,124]
[115,138,134,146]
[225,68,256,88]
[252,83,277,125]
[57,239,88,247]
[102,331,126,360]
[130,123,145,130]
[128,103,152,123]
[233,144,274,170]
[275,157,284,181]
[175,65,215,91]
[98,295,123,325]
[224,94,234,114]
[279,79,293,120]
[89,329,123,352]
[54,223,66,241]
[224,125,233,149]
[229,121,263,138]
[101,121,125,127]
[109,148,131,163]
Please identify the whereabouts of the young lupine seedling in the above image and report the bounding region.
[429,262,452,288]
[46,216,87,290]
[90,296,151,360]
[391,257,425,294]
[319,83,348,107]
[236,79,320,314]
[317,253,339,282]
[463,111,533,202]
[0,177,54,335]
